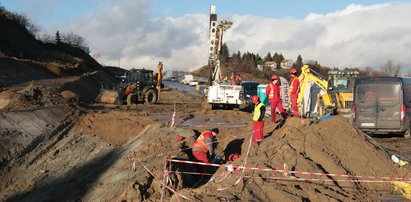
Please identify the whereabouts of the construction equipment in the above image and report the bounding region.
[206,5,245,110]
[297,65,359,117]
[96,62,163,105]
[155,62,164,101]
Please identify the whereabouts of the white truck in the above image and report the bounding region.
[206,5,244,110]
[181,75,194,85]
[207,84,244,109]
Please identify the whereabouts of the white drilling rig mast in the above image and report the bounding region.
[208,5,232,84]
[206,5,243,110]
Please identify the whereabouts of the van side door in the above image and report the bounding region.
[377,83,401,129]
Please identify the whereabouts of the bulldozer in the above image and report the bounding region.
[297,65,359,118]
[96,62,163,105]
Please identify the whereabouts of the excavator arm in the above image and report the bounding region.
[297,65,334,116]
[156,62,163,101]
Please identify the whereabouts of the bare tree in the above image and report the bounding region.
[62,32,86,47]
[36,33,54,44]
[382,59,401,77]
[12,12,39,36]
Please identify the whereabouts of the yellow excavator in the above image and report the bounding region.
[297,65,359,117]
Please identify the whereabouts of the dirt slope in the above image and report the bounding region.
[114,115,410,201]
[0,10,114,88]
[174,116,409,201]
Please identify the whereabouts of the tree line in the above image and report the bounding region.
[216,43,407,80]
[0,3,87,48]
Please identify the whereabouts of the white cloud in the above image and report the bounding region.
[46,1,411,72]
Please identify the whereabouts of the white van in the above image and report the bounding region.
[181,75,194,85]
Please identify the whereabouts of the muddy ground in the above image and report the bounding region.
[1,78,410,201]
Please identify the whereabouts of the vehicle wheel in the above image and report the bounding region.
[126,93,137,106]
[404,129,411,138]
[144,89,158,104]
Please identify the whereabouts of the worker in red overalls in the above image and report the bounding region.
[252,96,265,145]
[266,75,287,123]
[192,128,219,171]
[289,69,300,117]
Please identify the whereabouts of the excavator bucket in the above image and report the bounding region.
[95,89,120,104]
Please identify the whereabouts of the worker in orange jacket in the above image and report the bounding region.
[289,69,300,117]
[192,128,219,163]
[266,75,287,122]
[252,96,265,145]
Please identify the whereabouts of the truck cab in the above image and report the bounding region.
[353,77,411,137]
[327,70,359,110]
[119,69,158,104]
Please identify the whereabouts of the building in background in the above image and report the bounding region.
[280,59,293,69]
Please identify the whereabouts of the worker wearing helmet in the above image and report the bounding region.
[266,75,287,122]
[252,96,265,145]
[192,128,219,163]
[289,69,300,117]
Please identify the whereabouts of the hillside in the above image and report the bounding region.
[0,9,113,88]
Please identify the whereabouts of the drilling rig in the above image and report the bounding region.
[206,5,244,110]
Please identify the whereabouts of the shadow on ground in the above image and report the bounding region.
[6,147,125,202]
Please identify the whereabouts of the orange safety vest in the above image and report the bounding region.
[289,77,300,94]
[268,83,276,99]
[192,131,212,153]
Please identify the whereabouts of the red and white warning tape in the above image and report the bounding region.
[166,159,411,182]
[170,101,176,128]
[242,176,411,184]
[235,131,254,185]
[128,124,274,162]
[166,170,411,184]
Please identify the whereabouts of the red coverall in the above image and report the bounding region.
[192,131,214,172]
[253,101,265,145]
[266,82,287,122]
[289,76,300,117]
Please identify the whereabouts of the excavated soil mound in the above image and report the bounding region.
[145,116,411,201]
[74,110,154,146]
[0,82,70,110]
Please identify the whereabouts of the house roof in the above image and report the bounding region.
[264,61,276,65]
[281,59,291,63]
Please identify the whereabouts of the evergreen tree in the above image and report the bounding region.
[256,54,263,65]
[264,52,273,62]
[273,52,284,68]
[278,53,285,63]
[232,50,241,60]
[55,31,61,44]
[220,43,230,61]
[294,54,303,69]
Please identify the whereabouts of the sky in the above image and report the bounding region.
[1,0,411,73]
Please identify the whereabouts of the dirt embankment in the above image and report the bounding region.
[1,10,116,88]
[117,115,411,201]
[174,116,409,201]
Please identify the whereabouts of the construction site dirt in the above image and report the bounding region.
[1,79,411,201]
